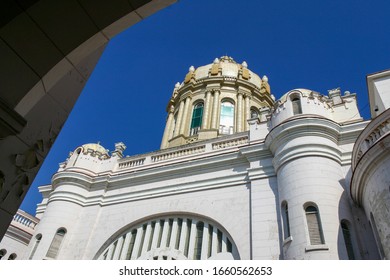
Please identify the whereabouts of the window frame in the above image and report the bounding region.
[219,99,235,135]
[291,95,302,115]
[304,204,325,246]
[190,102,204,136]
[281,201,291,240]
[46,228,67,259]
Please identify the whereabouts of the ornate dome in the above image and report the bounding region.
[161,56,274,149]
[181,56,264,89]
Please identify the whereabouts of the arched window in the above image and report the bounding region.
[8,253,17,260]
[29,234,42,260]
[219,101,234,135]
[305,205,324,245]
[0,249,6,260]
[281,201,291,239]
[171,112,178,138]
[46,228,66,259]
[250,108,259,119]
[190,102,204,136]
[291,97,302,115]
[340,220,355,260]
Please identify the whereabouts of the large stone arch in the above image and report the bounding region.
[0,0,176,240]
[94,213,240,260]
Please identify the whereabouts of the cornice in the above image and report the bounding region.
[265,116,364,171]
[265,116,341,153]
[350,133,390,206]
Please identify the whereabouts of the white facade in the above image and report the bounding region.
[351,69,390,259]
[0,210,39,260]
[11,57,388,260]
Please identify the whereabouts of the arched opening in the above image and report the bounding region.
[0,249,6,260]
[8,253,17,260]
[281,201,290,240]
[96,215,239,260]
[29,233,42,260]
[219,100,234,135]
[291,96,302,115]
[190,102,204,136]
[250,107,259,119]
[305,204,324,245]
[46,228,67,259]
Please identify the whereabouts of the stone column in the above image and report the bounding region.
[187,219,198,259]
[244,94,251,131]
[200,222,209,259]
[201,91,212,130]
[173,100,185,137]
[160,105,175,149]
[179,96,191,135]
[119,232,132,260]
[211,90,220,130]
[237,92,243,132]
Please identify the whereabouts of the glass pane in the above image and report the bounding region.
[220,102,234,134]
[190,104,203,131]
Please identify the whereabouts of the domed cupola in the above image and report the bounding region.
[161,56,274,149]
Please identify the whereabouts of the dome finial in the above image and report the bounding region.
[189,66,195,72]
[242,61,248,68]
[213,57,220,64]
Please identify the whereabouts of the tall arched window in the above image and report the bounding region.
[305,205,324,245]
[219,101,234,135]
[250,107,259,119]
[46,228,66,259]
[291,97,302,115]
[190,103,204,136]
[0,249,6,260]
[29,234,42,260]
[171,112,178,138]
[281,201,291,240]
[340,220,355,260]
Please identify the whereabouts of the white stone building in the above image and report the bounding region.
[4,57,389,260]
[0,210,39,260]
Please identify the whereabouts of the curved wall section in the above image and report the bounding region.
[266,117,358,259]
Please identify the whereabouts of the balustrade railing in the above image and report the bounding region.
[12,211,39,229]
[117,133,249,171]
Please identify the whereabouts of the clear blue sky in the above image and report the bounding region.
[21,0,390,215]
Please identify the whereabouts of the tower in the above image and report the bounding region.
[160,56,274,149]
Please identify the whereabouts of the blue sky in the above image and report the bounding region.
[21,0,390,214]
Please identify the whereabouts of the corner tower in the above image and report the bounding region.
[160,56,274,149]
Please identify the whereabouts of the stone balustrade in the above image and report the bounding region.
[117,133,249,171]
[212,136,248,150]
[12,210,39,230]
[118,158,145,169]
